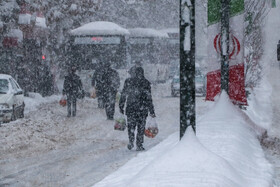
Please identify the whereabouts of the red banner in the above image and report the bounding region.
[206,63,247,105]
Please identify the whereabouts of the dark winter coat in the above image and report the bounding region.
[119,67,155,117]
[102,67,120,94]
[63,73,83,98]
[92,65,105,97]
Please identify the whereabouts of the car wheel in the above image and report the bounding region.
[11,107,17,121]
[19,105,25,118]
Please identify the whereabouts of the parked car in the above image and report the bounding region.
[195,74,206,96]
[0,74,25,123]
[171,75,180,97]
[171,74,206,97]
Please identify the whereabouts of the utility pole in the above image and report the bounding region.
[220,0,230,93]
[180,0,196,139]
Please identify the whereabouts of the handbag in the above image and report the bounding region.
[145,117,159,138]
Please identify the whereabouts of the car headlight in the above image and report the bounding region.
[0,103,10,110]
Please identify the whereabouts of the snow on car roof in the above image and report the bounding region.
[5,29,23,41]
[0,74,12,79]
[128,28,169,38]
[70,21,130,36]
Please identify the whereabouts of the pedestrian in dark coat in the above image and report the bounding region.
[119,67,155,151]
[92,62,105,108]
[102,63,120,120]
[63,66,83,117]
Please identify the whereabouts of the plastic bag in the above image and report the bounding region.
[145,117,159,138]
[114,115,126,131]
[59,95,67,107]
[90,87,97,99]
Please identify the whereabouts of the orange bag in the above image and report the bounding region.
[144,117,158,138]
[59,96,67,107]
[145,127,158,138]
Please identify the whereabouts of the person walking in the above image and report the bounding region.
[119,67,155,151]
[63,65,83,117]
[102,62,120,120]
[92,62,105,108]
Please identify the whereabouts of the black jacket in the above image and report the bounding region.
[102,67,120,94]
[63,73,83,97]
[119,68,155,117]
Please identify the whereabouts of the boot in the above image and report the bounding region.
[127,142,134,150]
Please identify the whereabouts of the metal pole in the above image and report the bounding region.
[180,0,196,139]
[220,0,230,93]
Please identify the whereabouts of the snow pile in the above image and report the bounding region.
[24,93,60,114]
[245,77,273,130]
[70,21,130,36]
[128,28,169,38]
[94,92,273,187]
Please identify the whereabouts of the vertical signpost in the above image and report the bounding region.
[220,0,230,93]
[180,0,196,139]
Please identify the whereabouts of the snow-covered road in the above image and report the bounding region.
[1,82,206,187]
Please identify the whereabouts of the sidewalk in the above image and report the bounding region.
[93,92,274,187]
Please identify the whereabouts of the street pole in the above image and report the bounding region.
[220,0,230,93]
[180,0,196,139]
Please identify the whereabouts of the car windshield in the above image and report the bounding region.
[0,79,9,94]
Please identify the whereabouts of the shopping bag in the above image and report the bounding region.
[114,115,126,131]
[90,87,97,98]
[59,96,67,107]
[145,117,159,138]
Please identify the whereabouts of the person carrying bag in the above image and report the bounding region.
[119,66,156,151]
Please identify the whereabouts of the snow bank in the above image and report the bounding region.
[24,93,60,114]
[70,21,129,36]
[128,28,169,38]
[94,92,273,187]
[245,77,273,130]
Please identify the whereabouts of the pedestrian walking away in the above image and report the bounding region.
[119,66,156,151]
[92,62,105,108]
[63,65,83,117]
[102,62,120,120]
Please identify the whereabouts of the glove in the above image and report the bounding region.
[150,113,156,118]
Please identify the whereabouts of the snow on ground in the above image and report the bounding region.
[0,81,181,187]
[255,3,280,185]
[94,91,274,187]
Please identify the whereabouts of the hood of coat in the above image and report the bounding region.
[135,67,145,79]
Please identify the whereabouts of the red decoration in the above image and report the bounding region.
[206,63,247,105]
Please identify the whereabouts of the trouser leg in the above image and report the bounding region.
[105,91,116,119]
[136,116,146,148]
[67,96,72,116]
[127,116,137,144]
[72,97,77,116]
[97,95,104,108]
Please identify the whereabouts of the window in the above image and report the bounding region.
[0,79,9,93]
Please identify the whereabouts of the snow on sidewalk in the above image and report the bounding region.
[94,92,274,187]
